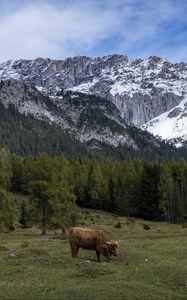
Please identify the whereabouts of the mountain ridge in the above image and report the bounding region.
[0,78,185,160]
[1,54,187,147]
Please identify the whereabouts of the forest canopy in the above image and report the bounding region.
[0,146,187,233]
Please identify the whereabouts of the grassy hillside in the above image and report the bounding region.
[0,203,186,300]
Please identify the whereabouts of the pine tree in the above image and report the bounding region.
[85,160,106,209]
[101,158,117,212]
[138,163,161,220]
[71,160,88,207]
[158,162,174,222]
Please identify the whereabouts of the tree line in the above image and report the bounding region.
[0,147,187,233]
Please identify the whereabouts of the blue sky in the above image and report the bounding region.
[0,0,187,62]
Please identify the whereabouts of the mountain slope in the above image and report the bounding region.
[0,102,92,158]
[1,55,187,147]
[0,101,185,160]
[142,97,187,148]
[53,90,135,147]
[0,79,136,148]
[0,79,184,160]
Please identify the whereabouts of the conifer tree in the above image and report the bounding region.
[85,160,106,209]
[138,163,161,220]
[101,158,116,212]
[71,160,88,207]
[158,162,174,222]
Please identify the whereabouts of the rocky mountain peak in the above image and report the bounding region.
[1,54,187,147]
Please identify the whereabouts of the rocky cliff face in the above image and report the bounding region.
[0,79,137,148]
[0,79,182,159]
[1,54,187,147]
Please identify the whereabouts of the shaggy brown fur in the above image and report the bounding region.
[69,227,118,262]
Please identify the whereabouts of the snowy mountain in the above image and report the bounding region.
[141,97,187,148]
[1,54,187,147]
[0,78,183,160]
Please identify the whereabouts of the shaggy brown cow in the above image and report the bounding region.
[69,227,118,262]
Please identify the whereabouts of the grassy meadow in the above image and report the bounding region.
[0,204,187,300]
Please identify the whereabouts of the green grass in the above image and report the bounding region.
[0,208,187,300]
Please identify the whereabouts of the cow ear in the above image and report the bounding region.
[106,241,111,245]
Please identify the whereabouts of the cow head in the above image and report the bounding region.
[102,241,119,257]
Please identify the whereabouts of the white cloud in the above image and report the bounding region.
[0,0,186,62]
[0,2,121,61]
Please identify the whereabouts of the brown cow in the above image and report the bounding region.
[69,227,118,262]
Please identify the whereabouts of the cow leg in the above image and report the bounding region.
[96,250,101,262]
[70,243,79,258]
[75,246,79,258]
[105,251,111,262]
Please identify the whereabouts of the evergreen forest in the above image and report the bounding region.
[1,146,187,234]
